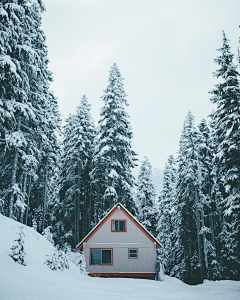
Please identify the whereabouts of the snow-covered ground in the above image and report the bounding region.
[0,214,239,300]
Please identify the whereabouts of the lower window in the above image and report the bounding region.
[128,248,138,259]
[90,249,112,265]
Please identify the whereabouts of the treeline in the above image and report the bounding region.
[0,0,137,248]
[157,32,240,284]
[56,64,137,246]
[0,0,61,232]
[0,1,239,286]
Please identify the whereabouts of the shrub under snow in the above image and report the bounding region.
[45,249,69,271]
[42,226,55,245]
[9,226,27,266]
[62,244,86,274]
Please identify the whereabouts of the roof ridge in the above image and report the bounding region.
[76,202,162,249]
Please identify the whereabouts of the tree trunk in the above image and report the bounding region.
[9,121,21,219]
[208,173,216,249]
[42,167,48,232]
[201,210,209,279]
[25,175,32,225]
[195,189,203,283]
[75,192,80,245]
[20,173,28,223]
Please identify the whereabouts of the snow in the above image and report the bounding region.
[0,54,17,74]
[0,214,240,300]
[109,168,118,178]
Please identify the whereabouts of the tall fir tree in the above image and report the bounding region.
[174,112,204,285]
[158,155,177,275]
[135,157,158,237]
[197,119,221,280]
[91,63,137,218]
[210,31,240,280]
[0,0,61,230]
[58,96,96,247]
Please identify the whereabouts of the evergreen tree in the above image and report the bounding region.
[174,112,204,284]
[58,96,96,247]
[91,63,137,217]
[45,249,69,271]
[197,119,221,280]
[158,155,177,275]
[210,31,240,280]
[136,157,158,237]
[43,226,54,245]
[0,0,61,228]
[9,226,27,266]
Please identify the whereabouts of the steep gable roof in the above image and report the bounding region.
[76,202,162,249]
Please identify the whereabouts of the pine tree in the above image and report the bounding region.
[45,249,69,271]
[43,226,55,245]
[174,112,204,284]
[0,1,36,219]
[210,31,240,280]
[58,96,96,247]
[0,1,61,227]
[9,226,27,266]
[197,119,221,280]
[158,155,177,275]
[136,157,158,237]
[91,63,137,217]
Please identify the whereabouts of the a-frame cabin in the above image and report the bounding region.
[77,202,161,279]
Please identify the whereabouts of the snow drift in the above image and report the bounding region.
[0,214,239,300]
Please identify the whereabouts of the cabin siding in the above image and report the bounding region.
[87,209,152,244]
[83,208,157,274]
[84,243,156,273]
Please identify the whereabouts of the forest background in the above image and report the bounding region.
[0,0,239,286]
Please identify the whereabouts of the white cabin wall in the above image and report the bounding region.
[87,209,152,244]
[84,243,156,273]
[84,208,157,274]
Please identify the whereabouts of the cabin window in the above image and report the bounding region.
[128,248,138,259]
[111,220,126,232]
[90,249,112,265]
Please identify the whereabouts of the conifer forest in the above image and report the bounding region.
[0,0,239,286]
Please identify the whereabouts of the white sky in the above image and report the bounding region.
[42,0,240,169]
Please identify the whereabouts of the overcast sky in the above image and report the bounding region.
[42,0,240,169]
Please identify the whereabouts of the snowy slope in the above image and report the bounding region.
[0,214,239,300]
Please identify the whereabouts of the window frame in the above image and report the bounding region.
[128,248,138,259]
[111,219,127,232]
[90,248,113,265]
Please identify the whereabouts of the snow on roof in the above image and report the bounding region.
[76,202,162,249]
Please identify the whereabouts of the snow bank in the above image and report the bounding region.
[0,214,239,300]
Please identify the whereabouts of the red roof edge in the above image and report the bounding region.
[76,202,162,250]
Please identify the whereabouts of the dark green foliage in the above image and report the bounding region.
[91,63,137,218]
[158,155,177,275]
[210,31,240,280]
[159,32,240,284]
[56,96,96,247]
[136,157,158,237]
[0,1,61,234]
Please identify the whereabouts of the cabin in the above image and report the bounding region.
[76,202,161,279]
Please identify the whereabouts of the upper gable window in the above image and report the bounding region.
[111,220,126,232]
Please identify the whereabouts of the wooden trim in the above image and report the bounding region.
[111,219,127,232]
[77,206,118,249]
[120,208,161,248]
[89,248,113,266]
[88,272,156,279]
[77,203,161,250]
[128,248,138,259]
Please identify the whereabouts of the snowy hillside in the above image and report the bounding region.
[0,214,239,300]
